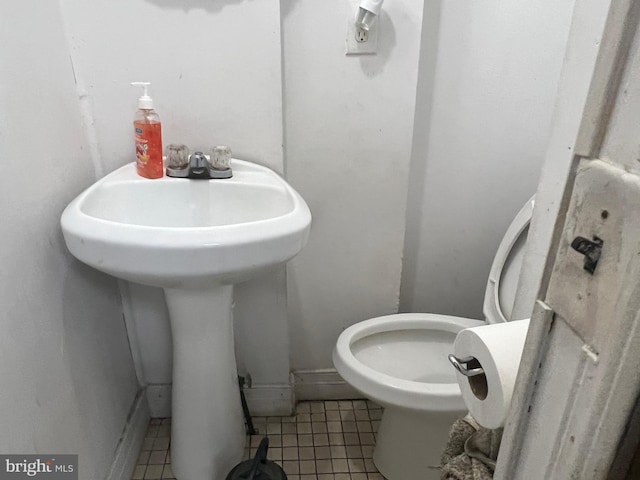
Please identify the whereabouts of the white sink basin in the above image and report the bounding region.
[60,159,311,480]
[62,159,311,288]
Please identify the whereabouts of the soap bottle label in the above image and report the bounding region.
[134,121,163,179]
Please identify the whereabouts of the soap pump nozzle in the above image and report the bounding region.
[131,81,154,109]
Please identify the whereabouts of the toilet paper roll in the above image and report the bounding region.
[453,319,530,429]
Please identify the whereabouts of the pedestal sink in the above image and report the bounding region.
[61,159,311,480]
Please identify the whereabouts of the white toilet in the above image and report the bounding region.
[332,197,534,480]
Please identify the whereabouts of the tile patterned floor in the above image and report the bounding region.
[132,400,387,480]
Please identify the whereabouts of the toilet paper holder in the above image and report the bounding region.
[448,354,485,377]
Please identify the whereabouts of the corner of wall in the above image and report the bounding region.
[107,389,150,480]
[398,0,443,312]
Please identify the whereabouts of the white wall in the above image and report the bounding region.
[400,0,576,319]
[283,0,425,371]
[59,0,284,175]
[0,2,139,478]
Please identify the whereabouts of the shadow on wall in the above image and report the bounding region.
[399,0,444,312]
[358,10,396,77]
[62,260,138,463]
[280,0,297,18]
[143,0,253,13]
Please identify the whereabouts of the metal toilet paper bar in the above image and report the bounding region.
[448,354,485,377]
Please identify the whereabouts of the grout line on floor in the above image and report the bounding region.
[131,400,387,480]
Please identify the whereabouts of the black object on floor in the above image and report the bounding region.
[238,375,256,435]
[226,437,287,480]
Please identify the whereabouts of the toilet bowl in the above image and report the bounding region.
[332,197,534,480]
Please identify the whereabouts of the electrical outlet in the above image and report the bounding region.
[355,27,368,43]
[345,2,379,55]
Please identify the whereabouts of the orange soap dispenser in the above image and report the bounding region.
[131,82,163,179]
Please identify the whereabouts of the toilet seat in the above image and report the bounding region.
[483,197,535,323]
[333,313,484,412]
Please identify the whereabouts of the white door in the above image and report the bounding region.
[495,1,640,478]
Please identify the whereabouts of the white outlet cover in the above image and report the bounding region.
[345,1,379,55]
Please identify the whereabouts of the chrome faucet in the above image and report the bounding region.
[166,145,233,179]
[187,152,211,178]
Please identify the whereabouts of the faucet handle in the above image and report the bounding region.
[165,144,191,178]
[166,144,190,170]
[211,146,232,171]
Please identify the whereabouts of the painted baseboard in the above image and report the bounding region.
[146,384,172,418]
[144,382,294,418]
[293,369,364,401]
[142,372,359,420]
[107,389,150,480]
[243,383,294,416]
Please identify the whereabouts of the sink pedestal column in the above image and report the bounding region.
[164,285,245,480]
